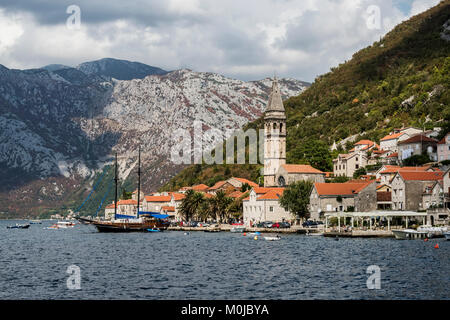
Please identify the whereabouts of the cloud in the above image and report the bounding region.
[0,0,440,82]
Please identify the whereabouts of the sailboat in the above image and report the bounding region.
[90,147,170,232]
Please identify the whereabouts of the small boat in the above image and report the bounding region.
[7,223,30,229]
[307,232,324,236]
[147,228,161,232]
[392,229,428,240]
[56,221,76,229]
[248,231,261,236]
[230,226,245,233]
[444,232,450,241]
[29,220,42,224]
[44,224,60,230]
[204,224,221,232]
[417,225,447,238]
[264,235,281,241]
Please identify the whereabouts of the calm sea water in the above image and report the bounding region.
[0,220,448,300]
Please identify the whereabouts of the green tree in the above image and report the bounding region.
[279,180,314,223]
[353,167,367,179]
[179,190,205,222]
[121,189,132,200]
[208,190,233,223]
[402,154,432,166]
[288,139,333,172]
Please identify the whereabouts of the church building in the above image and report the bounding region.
[263,79,325,187]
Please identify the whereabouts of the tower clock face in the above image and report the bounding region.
[278,176,286,187]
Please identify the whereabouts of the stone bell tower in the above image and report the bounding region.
[264,78,286,187]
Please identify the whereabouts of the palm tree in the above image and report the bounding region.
[179,190,204,221]
[209,190,233,223]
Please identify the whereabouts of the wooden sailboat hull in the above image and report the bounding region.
[93,220,169,233]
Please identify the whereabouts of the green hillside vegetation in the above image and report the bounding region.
[161,2,450,191]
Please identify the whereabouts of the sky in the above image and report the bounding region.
[0,0,441,82]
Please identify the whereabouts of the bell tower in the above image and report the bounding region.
[264,78,286,187]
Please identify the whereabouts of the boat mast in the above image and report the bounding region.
[114,152,118,220]
[137,146,141,218]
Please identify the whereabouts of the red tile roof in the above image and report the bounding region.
[168,192,186,201]
[208,180,228,190]
[314,181,374,196]
[387,152,398,158]
[253,187,285,194]
[228,190,245,198]
[161,206,175,212]
[354,140,375,146]
[257,189,284,200]
[144,195,171,202]
[231,177,259,187]
[281,164,325,174]
[380,165,430,174]
[398,171,444,181]
[398,134,438,145]
[191,184,209,191]
[380,132,404,141]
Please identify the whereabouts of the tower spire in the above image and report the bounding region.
[266,77,284,112]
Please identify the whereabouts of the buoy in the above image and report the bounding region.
[243,232,246,236]
[434,243,439,249]
[254,236,258,240]
[424,238,428,242]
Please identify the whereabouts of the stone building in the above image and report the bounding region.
[275,164,325,187]
[390,171,444,211]
[398,134,438,162]
[437,133,450,162]
[309,181,376,220]
[332,152,368,178]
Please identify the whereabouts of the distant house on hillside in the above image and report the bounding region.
[333,153,368,178]
[207,177,258,195]
[309,181,377,220]
[398,134,438,162]
[379,127,422,152]
[437,133,450,162]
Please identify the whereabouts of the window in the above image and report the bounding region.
[355,164,359,169]
[269,206,273,212]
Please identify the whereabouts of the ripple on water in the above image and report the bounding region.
[0,221,449,299]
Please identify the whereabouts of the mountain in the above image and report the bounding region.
[0,63,309,218]
[76,58,168,80]
[161,1,450,191]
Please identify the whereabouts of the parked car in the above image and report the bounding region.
[263,221,274,228]
[302,220,318,228]
[272,222,281,228]
[279,222,291,228]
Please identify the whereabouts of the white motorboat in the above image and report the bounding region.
[417,225,448,238]
[230,226,245,233]
[392,229,428,240]
[444,232,450,241]
[264,235,281,241]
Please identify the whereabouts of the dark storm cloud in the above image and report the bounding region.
[0,0,203,26]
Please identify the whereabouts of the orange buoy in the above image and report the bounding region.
[434,243,439,249]
[424,238,428,242]
[243,233,246,236]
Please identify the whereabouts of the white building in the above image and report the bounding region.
[242,187,291,227]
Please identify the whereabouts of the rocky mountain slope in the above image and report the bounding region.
[76,58,168,80]
[0,62,308,217]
